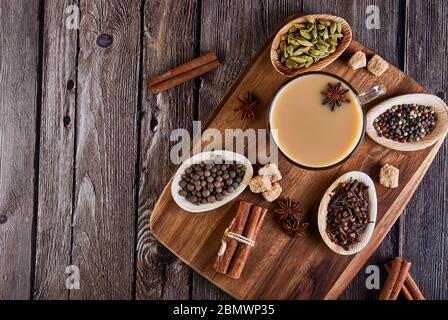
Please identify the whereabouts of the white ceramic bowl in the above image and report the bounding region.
[171,150,253,213]
[318,171,377,255]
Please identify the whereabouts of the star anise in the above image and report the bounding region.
[274,198,309,238]
[234,92,259,120]
[274,198,301,222]
[282,218,309,238]
[321,82,350,111]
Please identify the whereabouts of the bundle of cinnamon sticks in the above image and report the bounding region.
[379,257,425,300]
[213,201,268,279]
[148,52,220,94]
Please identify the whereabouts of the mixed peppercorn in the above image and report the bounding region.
[373,104,437,143]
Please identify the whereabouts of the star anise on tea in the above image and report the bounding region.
[234,92,259,120]
[274,198,309,238]
[321,82,350,111]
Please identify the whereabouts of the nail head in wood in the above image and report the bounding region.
[96,33,113,48]
[0,215,7,224]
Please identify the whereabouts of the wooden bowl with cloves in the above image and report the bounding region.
[318,171,377,255]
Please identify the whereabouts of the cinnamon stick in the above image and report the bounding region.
[390,260,411,300]
[400,283,414,300]
[227,206,268,279]
[384,263,412,299]
[149,52,220,94]
[213,201,252,274]
[379,257,402,300]
[405,271,425,300]
[385,262,425,300]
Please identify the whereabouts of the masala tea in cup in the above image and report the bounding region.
[268,72,384,169]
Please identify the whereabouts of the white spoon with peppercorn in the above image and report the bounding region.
[366,94,448,151]
[318,171,377,255]
[171,150,253,213]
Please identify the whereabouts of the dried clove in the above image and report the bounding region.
[326,179,371,250]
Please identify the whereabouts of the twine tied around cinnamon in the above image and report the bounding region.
[217,224,255,257]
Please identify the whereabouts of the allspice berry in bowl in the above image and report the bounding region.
[171,150,253,213]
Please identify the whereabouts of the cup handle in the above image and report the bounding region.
[358,85,387,105]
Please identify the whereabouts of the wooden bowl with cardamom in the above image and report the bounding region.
[270,14,352,77]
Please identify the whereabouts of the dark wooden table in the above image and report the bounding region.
[0,0,446,300]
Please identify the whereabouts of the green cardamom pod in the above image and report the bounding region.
[317,44,329,53]
[277,18,343,70]
[312,27,318,39]
[297,38,314,47]
[337,23,342,34]
[285,59,299,69]
[300,29,312,40]
[286,45,295,55]
[306,22,315,31]
[293,23,306,29]
[291,46,310,56]
[330,22,337,35]
[288,26,298,33]
[289,56,309,64]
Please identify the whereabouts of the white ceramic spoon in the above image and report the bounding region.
[366,93,448,151]
[171,150,253,213]
[318,171,377,255]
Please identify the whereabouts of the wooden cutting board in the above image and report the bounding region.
[150,37,446,299]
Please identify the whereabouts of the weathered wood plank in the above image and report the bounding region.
[0,0,40,300]
[302,0,403,299]
[194,0,303,300]
[69,0,140,299]
[403,0,448,299]
[199,0,302,122]
[33,0,78,300]
[136,0,197,300]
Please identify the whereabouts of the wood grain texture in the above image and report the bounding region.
[402,0,448,299]
[135,0,197,300]
[69,0,140,299]
[0,0,40,300]
[194,0,303,300]
[33,0,78,300]
[199,0,302,122]
[150,36,439,299]
[302,0,403,299]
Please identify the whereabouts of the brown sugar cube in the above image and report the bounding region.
[348,51,367,70]
[258,163,282,183]
[262,183,282,202]
[248,175,272,193]
[379,164,399,188]
[367,55,389,77]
